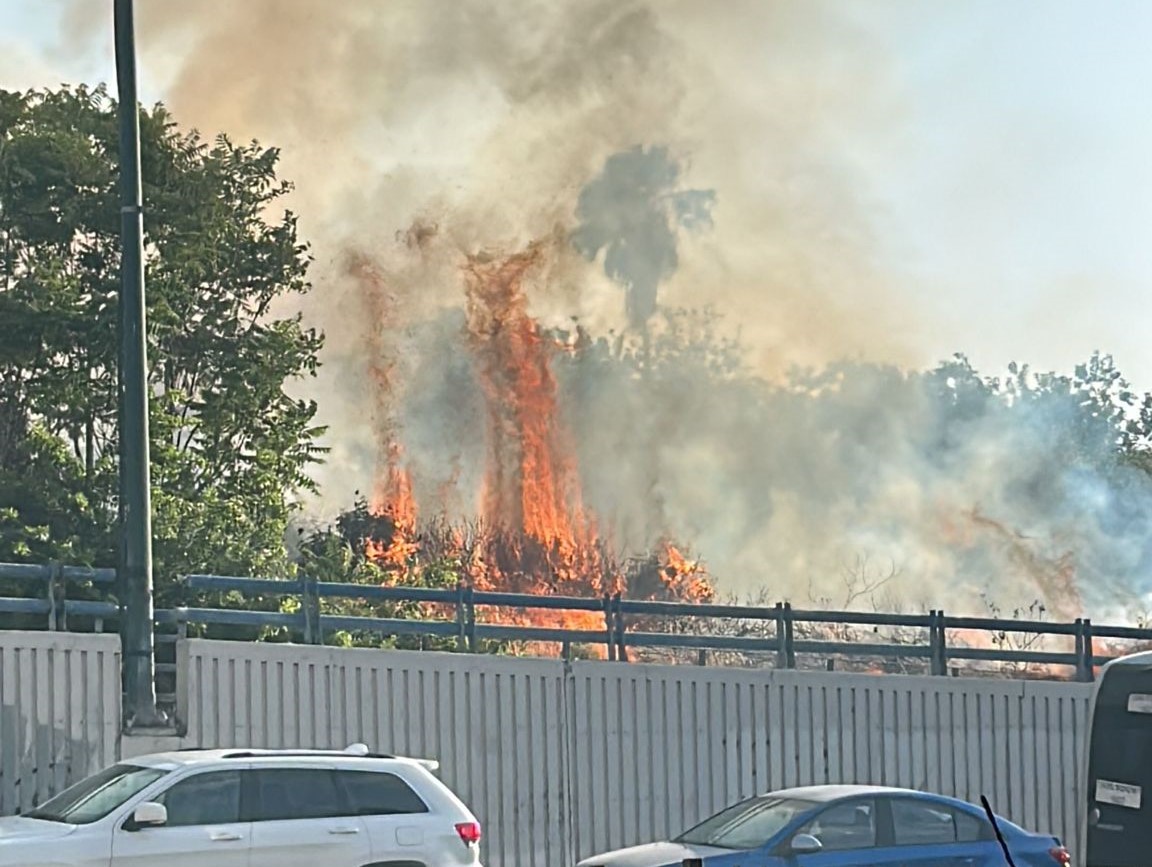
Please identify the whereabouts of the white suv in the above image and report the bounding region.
[0,743,483,867]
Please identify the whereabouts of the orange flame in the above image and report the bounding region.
[351,239,716,656]
[365,443,419,571]
[661,543,716,604]
[345,251,420,573]
[462,242,591,555]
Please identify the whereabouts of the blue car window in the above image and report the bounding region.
[891,799,989,846]
[800,800,876,851]
[954,810,988,843]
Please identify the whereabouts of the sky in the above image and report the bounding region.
[4,0,1152,389]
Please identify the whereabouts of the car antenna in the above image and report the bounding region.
[980,795,1017,867]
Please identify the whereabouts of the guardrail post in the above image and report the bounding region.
[776,602,795,669]
[464,584,477,652]
[929,610,947,676]
[176,608,188,641]
[1073,618,1084,681]
[301,574,321,645]
[775,602,785,668]
[603,594,616,661]
[1075,618,1095,682]
[47,562,65,631]
[614,593,628,662]
[454,583,468,652]
[785,602,796,668]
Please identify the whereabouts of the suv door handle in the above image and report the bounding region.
[328,826,360,835]
[210,830,242,842]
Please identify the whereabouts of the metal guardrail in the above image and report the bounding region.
[2,563,1151,681]
[0,562,117,630]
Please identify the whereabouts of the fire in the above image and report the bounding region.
[347,238,715,656]
[365,443,419,570]
[458,242,617,654]
[464,526,613,657]
[462,242,590,554]
[661,543,715,604]
[345,249,416,572]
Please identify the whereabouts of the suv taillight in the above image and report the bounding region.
[456,821,482,846]
[1050,845,1071,864]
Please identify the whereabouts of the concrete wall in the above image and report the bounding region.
[177,640,1093,866]
[0,631,120,814]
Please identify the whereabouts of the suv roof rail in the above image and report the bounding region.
[219,749,397,760]
[175,744,439,771]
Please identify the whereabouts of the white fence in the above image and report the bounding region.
[0,632,120,814]
[0,631,1093,865]
[177,640,1093,866]
[177,641,573,867]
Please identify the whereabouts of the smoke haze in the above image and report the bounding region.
[50,0,1152,618]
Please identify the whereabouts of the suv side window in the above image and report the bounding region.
[891,799,991,845]
[246,768,347,822]
[799,799,876,851]
[336,770,429,815]
[155,770,242,827]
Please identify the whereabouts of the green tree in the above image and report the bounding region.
[0,85,325,604]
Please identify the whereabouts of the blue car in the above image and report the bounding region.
[576,785,1071,867]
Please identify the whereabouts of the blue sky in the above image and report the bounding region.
[865,1,1152,381]
[6,1,1152,389]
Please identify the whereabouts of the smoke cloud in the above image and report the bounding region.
[51,0,1152,619]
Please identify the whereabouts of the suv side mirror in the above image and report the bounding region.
[130,802,168,829]
[789,833,823,854]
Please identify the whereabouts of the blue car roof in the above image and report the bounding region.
[763,784,936,802]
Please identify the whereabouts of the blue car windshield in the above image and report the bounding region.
[675,797,817,849]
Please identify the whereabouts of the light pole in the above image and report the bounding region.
[114,0,163,729]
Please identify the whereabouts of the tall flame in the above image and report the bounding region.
[366,442,419,570]
[346,240,694,657]
[343,251,419,572]
[462,242,591,554]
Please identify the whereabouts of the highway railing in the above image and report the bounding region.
[3,563,1150,682]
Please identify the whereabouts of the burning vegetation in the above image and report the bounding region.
[292,142,1152,672]
[337,238,716,657]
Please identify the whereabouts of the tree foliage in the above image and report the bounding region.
[0,85,324,601]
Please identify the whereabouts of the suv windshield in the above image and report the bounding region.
[24,763,169,825]
[675,797,816,849]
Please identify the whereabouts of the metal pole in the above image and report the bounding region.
[114,0,163,728]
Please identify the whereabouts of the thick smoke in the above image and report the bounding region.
[51,0,1152,618]
[393,327,1152,619]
